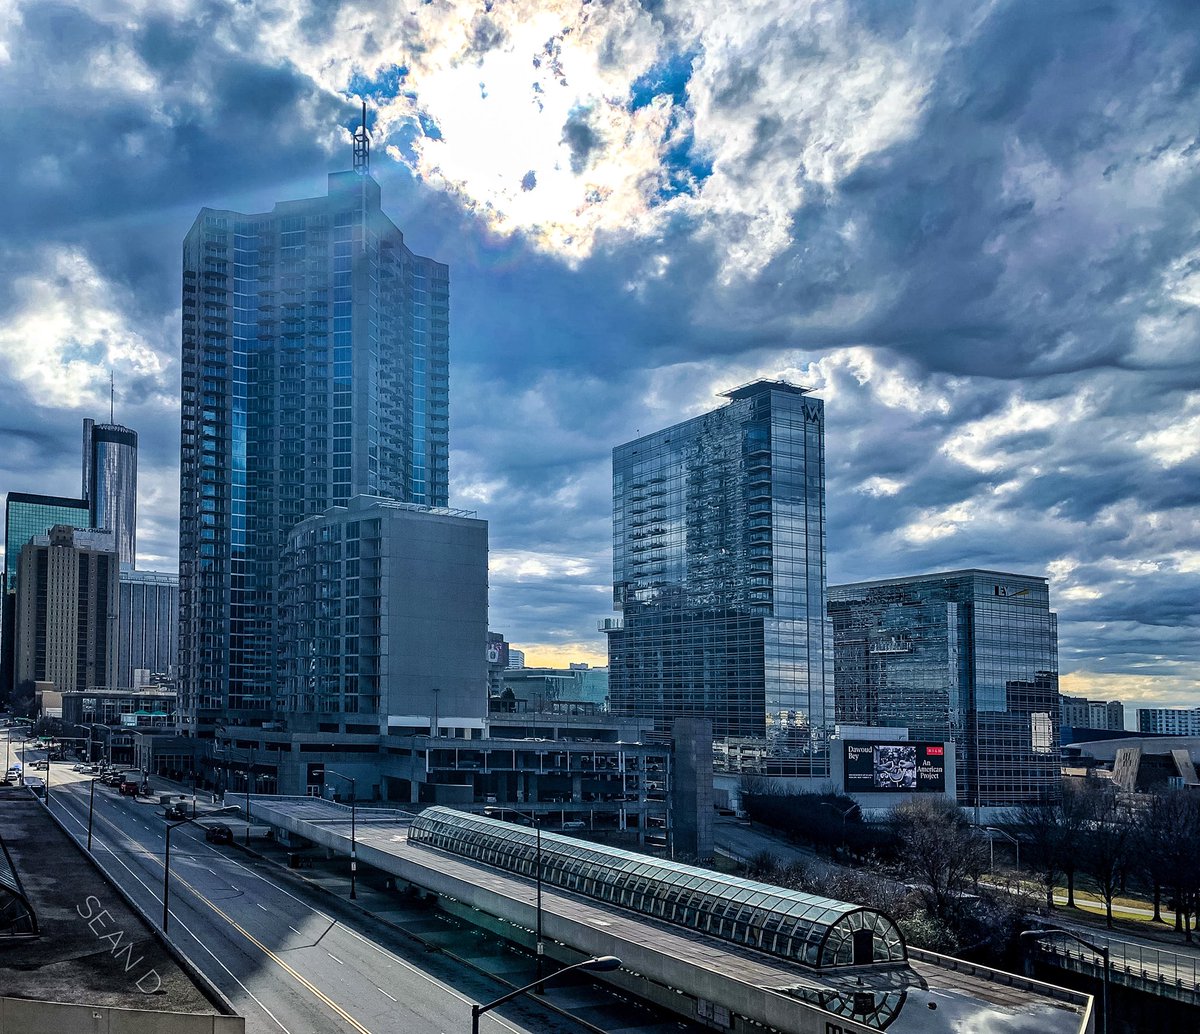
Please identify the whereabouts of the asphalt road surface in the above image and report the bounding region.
[29,745,598,1034]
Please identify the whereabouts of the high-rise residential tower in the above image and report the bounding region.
[83,419,138,567]
[178,137,449,736]
[829,570,1060,807]
[606,380,832,775]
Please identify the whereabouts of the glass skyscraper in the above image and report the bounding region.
[3,492,90,594]
[828,570,1060,807]
[606,381,832,775]
[178,161,449,734]
[82,420,138,567]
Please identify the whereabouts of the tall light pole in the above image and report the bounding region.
[1021,928,1109,1034]
[244,746,255,846]
[498,806,545,990]
[983,826,1020,873]
[325,769,357,899]
[471,956,621,1034]
[819,801,859,855]
[163,815,207,933]
[87,776,96,852]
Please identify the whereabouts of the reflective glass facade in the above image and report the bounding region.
[607,382,832,773]
[179,170,449,732]
[82,420,138,567]
[829,570,1060,807]
[3,493,90,595]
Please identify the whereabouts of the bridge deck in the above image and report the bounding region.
[248,796,1090,1034]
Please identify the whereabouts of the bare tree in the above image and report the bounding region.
[1082,787,1132,929]
[1016,796,1065,912]
[1058,781,1090,909]
[891,797,986,926]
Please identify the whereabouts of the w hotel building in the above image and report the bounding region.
[606,381,832,776]
[829,570,1060,808]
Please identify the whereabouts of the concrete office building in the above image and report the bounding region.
[178,130,449,736]
[278,496,487,735]
[1138,706,1200,736]
[82,419,138,567]
[829,570,1060,809]
[14,526,119,696]
[117,569,179,689]
[606,380,832,776]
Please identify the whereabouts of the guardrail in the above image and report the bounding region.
[1034,932,1200,996]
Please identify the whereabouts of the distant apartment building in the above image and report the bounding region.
[1060,694,1124,732]
[116,569,179,689]
[507,648,525,670]
[14,526,119,695]
[829,570,1060,808]
[1138,707,1200,736]
[606,380,832,776]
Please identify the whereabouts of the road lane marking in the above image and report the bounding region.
[46,792,292,1034]
[327,952,344,965]
[257,903,269,911]
[54,781,528,1034]
[377,987,396,1001]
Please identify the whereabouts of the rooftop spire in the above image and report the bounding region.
[353,99,370,175]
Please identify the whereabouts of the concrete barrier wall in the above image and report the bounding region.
[0,996,245,1034]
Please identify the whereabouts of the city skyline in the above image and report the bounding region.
[0,2,1198,712]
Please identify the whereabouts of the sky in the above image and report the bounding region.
[0,0,1198,716]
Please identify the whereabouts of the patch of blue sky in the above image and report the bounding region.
[347,65,410,101]
[629,51,697,112]
[654,129,713,204]
[417,111,444,141]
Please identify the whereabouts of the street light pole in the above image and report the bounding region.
[163,815,206,933]
[87,776,96,852]
[983,826,1020,873]
[325,769,357,899]
[244,746,254,846]
[1020,929,1109,1034]
[470,956,621,1034]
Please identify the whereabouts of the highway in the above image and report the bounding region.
[7,735,595,1034]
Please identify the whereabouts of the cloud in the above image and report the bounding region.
[0,0,1198,711]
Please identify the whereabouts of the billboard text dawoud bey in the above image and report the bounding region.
[844,742,946,793]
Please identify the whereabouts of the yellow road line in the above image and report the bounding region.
[64,789,373,1034]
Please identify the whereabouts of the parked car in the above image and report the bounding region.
[204,824,233,844]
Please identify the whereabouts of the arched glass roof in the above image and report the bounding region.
[409,807,905,969]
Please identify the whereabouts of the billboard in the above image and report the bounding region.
[844,741,946,793]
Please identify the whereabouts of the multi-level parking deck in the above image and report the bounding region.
[246,797,1092,1034]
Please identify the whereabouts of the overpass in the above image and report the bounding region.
[244,796,1092,1034]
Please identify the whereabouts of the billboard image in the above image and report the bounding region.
[844,741,946,793]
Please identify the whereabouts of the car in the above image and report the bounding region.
[73,764,90,773]
[23,776,45,792]
[164,802,189,820]
[33,760,49,770]
[204,824,234,844]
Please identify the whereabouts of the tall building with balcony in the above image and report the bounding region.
[82,419,138,567]
[1137,707,1200,736]
[178,149,450,735]
[829,570,1060,808]
[606,380,832,775]
[278,496,487,734]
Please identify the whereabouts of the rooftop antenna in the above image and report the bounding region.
[110,370,115,423]
[353,99,370,175]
